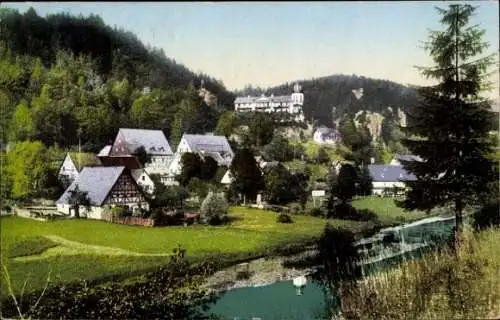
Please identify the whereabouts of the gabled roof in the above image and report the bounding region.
[117,128,173,155]
[181,134,233,155]
[97,145,111,157]
[67,152,100,171]
[131,168,147,182]
[56,166,126,206]
[368,164,417,182]
[393,154,423,163]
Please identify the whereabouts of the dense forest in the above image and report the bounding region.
[0,7,235,151]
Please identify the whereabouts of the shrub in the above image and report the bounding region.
[289,202,304,215]
[111,205,132,218]
[473,199,500,230]
[200,192,229,225]
[2,205,12,212]
[277,213,293,224]
[310,207,325,217]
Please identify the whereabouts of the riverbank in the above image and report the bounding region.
[203,214,458,293]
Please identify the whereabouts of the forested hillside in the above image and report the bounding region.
[0,7,235,151]
[235,74,420,127]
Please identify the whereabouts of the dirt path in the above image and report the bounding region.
[13,235,172,261]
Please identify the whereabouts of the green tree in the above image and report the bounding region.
[68,185,91,218]
[315,147,330,164]
[6,141,50,199]
[246,113,274,148]
[8,100,35,142]
[214,111,237,137]
[330,164,358,206]
[134,146,151,167]
[398,4,498,244]
[200,191,229,225]
[262,134,293,162]
[178,153,203,186]
[230,148,264,203]
[264,164,293,205]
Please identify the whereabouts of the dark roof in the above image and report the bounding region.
[182,134,233,154]
[368,164,417,182]
[56,166,126,206]
[118,128,173,155]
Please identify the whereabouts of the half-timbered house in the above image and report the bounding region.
[101,129,174,183]
[56,166,149,219]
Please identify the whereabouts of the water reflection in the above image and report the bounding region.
[209,216,456,320]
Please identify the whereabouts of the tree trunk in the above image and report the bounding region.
[454,198,464,249]
[74,206,80,218]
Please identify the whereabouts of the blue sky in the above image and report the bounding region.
[3,1,499,98]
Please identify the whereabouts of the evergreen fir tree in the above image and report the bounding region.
[398,4,498,245]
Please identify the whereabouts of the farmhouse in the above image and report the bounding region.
[367,164,416,196]
[58,152,100,187]
[131,168,155,195]
[56,166,149,219]
[101,128,174,184]
[313,126,341,145]
[168,133,234,180]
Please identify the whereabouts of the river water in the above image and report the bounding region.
[208,216,456,320]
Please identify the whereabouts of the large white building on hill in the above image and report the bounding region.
[234,83,305,122]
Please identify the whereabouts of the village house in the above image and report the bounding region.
[99,128,174,184]
[313,126,342,145]
[131,168,155,195]
[367,164,416,196]
[56,166,149,219]
[58,152,100,187]
[168,133,234,183]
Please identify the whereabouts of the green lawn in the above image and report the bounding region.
[352,196,435,225]
[0,202,428,295]
[1,207,361,295]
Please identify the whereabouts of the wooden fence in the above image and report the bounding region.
[101,212,154,227]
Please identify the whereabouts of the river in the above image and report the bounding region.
[207,215,456,320]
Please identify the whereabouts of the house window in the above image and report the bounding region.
[142,176,145,181]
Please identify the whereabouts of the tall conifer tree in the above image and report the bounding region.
[399,4,498,244]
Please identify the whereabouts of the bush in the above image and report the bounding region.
[2,205,12,212]
[111,205,132,218]
[277,213,293,224]
[200,192,229,225]
[328,203,379,222]
[310,207,325,217]
[289,203,304,215]
[473,200,500,230]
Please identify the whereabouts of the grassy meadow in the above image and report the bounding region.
[1,198,434,295]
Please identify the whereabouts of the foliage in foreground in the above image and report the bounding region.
[335,227,500,320]
[1,247,219,319]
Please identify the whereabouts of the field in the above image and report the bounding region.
[1,199,429,295]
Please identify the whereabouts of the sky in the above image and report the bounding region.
[3,1,500,100]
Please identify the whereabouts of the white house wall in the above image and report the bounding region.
[58,154,79,182]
